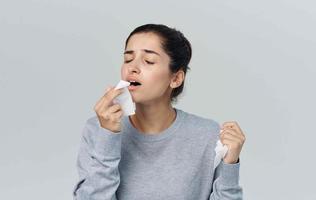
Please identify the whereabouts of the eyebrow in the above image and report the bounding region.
[124,49,161,56]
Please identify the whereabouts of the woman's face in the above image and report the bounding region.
[121,32,174,104]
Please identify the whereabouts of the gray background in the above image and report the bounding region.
[1,0,315,199]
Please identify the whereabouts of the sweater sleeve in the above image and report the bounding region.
[73,118,122,200]
[209,159,243,200]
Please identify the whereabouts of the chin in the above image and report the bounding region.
[129,92,162,105]
[131,97,144,104]
[130,94,140,103]
[130,95,147,105]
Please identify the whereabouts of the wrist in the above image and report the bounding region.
[223,157,239,164]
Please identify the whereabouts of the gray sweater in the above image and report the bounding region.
[73,108,243,200]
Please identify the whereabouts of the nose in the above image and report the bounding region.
[127,61,141,74]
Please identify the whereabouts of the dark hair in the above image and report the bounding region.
[124,24,192,103]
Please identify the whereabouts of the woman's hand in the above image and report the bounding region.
[94,86,124,133]
[220,121,246,164]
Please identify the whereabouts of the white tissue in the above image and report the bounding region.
[113,80,135,116]
[213,135,228,170]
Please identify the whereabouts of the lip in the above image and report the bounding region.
[125,76,142,91]
[128,84,141,91]
[126,76,142,84]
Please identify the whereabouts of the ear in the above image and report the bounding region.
[170,70,185,88]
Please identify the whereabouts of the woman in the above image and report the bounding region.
[73,24,245,200]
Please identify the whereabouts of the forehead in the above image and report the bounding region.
[126,32,164,53]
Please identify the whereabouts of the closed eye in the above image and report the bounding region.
[146,61,154,65]
[124,60,132,63]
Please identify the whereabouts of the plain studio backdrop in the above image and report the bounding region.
[0,0,315,199]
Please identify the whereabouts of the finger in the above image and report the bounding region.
[94,96,106,112]
[100,104,121,120]
[220,137,235,146]
[221,132,245,149]
[222,121,243,135]
[99,88,124,109]
[106,87,124,102]
[221,135,243,146]
[103,86,114,97]
[100,111,110,120]
[101,103,122,120]
[221,129,244,141]
[221,136,244,150]
[222,121,242,132]
[107,104,122,114]
[220,130,242,142]
[99,86,115,106]
[110,110,124,122]
[94,86,114,110]
[222,122,238,132]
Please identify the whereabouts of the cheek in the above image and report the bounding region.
[146,70,171,89]
[121,65,128,78]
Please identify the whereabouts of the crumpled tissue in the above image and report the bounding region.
[213,130,229,170]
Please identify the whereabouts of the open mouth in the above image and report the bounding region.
[129,81,141,86]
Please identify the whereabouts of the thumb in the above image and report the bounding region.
[105,85,113,93]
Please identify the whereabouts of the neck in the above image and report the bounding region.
[129,102,176,135]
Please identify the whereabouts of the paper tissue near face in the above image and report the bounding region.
[113,80,135,116]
